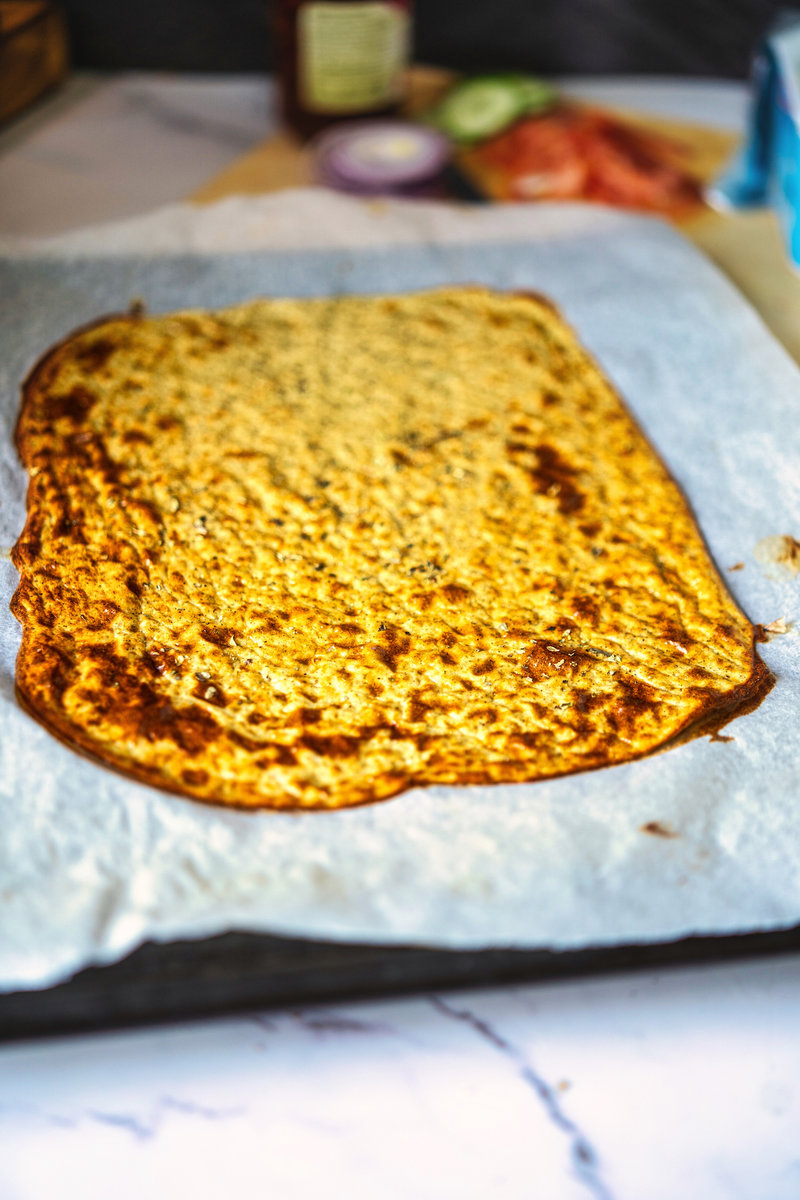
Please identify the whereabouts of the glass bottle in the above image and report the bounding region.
[274,0,413,140]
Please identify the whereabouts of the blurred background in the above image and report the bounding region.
[4,0,800,339]
[48,0,800,76]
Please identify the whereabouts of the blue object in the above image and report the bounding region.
[712,11,800,268]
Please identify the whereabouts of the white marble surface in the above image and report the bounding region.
[0,74,274,236]
[3,72,800,1200]
[3,957,800,1200]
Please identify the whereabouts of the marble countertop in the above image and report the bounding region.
[1,73,799,1200]
[3,957,800,1200]
[0,73,748,237]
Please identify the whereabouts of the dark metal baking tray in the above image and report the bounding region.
[3,927,800,1044]
[4,236,800,1045]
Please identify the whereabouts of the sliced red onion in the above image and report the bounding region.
[312,121,451,196]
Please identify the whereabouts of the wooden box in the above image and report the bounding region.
[0,1,68,127]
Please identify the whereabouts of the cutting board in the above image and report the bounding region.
[191,68,800,366]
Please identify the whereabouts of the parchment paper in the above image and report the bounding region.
[2,192,799,992]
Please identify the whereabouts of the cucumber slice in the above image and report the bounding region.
[430,74,557,144]
[511,75,558,114]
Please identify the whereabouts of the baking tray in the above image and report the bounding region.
[3,926,800,1044]
[3,212,800,1033]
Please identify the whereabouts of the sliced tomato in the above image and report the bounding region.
[474,106,703,215]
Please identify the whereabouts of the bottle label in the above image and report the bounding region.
[298,2,410,114]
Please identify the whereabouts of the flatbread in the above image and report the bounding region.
[11,287,771,809]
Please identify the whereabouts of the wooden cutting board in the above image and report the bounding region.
[191,68,800,365]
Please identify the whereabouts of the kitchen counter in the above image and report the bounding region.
[2,74,800,1200]
[0,73,748,237]
[3,956,800,1200]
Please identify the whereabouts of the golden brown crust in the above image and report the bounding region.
[11,287,772,810]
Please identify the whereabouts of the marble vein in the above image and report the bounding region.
[87,1109,154,1141]
[249,1009,394,1039]
[1,1095,246,1142]
[294,1012,394,1037]
[123,88,266,150]
[88,1096,245,1140]
[430,995,615,1200]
